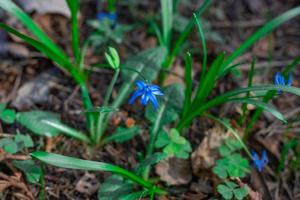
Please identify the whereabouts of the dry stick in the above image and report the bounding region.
[0,172,34,200]
[0,153,30,162]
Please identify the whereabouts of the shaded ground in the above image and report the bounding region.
[0,0,300,199]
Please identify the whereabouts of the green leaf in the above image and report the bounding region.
[146,84,184,128]
[30,151,166,195]
[160,0,173,47]
[98,175,133,200]
[13,160,42,184]
[183,52,193,117]
[0,109,16,124]
[15,133,34,148]
[233,186,248,200]
[135,153,166,176]
[193,53,225,105]
[0,103,7,114]
[0,138,18,153]
[160,129,192,159]
[164,0,212,70]
[16,111,61,137]
[217,184,233,200]
[219,145,232,157]
[85,106,118,114]
[214,153,250,179]
[0,0,64,55]
[105,47,120,70]
[66,0,80,63]
[222,6,300,74]
[0,24,85,84]
[3,141,18,154]
[193,14,207,86]
[225,181,238,189]
[41,120,91,143]
[229,98,286,123]
[103,126,141,144]
[155,130,170,148]
[212,165,228,179]
[112,47,167,108]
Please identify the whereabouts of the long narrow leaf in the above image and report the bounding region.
[0,0,66,57]
[66,0,81,63]
[207,115,251,158]
[163,0,212,70]
[222,6,300,74]
[193,13,207,84]
[229,98,286,123]
[31,151,166,195]
[177,84,300,130]
[183,52,193,117]
[161,0,173,48]
[0,24,86,84]
[193,53,224,104]
[42,120,91,143]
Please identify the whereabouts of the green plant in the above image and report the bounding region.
[31,151,167,199]
[212,137,250,200]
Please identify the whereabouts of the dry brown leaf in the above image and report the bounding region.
[75,173,99,195]
[191,125,229,176]
[164,62,185,86]
[17,0,71,17]
[155,157,192,186]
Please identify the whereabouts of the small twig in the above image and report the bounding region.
[0,133,14,138]
[0,153,30,162]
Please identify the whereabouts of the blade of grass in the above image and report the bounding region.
[177,84,300,130]
[221,6,300,75]
[207,115,251,158]
[239,58,256,125]
[160,0,212,81]
[193,53,225,104]
[182,52,193,117]
[66,0,81,64]
[229,98,286,123]
[42,120,91,143]
[193,13,207,85]
[31,151,167,195]
[0,0,67,58]
[160,0,173,48]
[0,23,86,84]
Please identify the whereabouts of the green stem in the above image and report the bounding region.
[95,69,120,144]
[40,163,45,200]
[143,96,167,179]
[80,84,95,141]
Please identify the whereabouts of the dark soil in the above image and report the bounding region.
[1,0,300,199]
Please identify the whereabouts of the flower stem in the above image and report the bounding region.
[95,69,120,144]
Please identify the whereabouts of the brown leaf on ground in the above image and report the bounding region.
[17,0,71,17]
[164,61,185,86]
[155,157,192,186]
[75,173,99,195]
[191,125,229,176]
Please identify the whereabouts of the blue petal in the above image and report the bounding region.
[149,86,164,96]
[136,80,147,89]
[141,93,150,105]
[128,89,143,105]
[274,72,283,85]
[149,93,159,109]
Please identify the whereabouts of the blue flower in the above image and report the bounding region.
[274,71,292,86]
[97,12,117,23]
[128,80,164,110]
[251,149,268,172]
